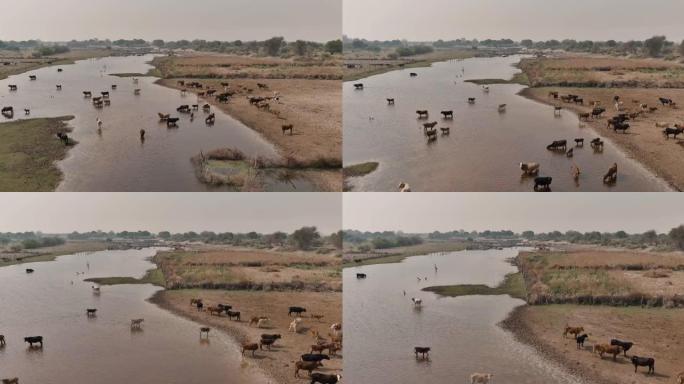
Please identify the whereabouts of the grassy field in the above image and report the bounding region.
[518,248,684,305]
[0,240,109,267]
[504,305,684,384]
[423,272,526,300]
[151,52,342,191]
[0,116,76,191]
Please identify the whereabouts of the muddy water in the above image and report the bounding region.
[344,56,670,191]
[0,55,281,191]
[0,248,268,383]
[343,248,584,384]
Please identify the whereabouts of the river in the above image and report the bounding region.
[0,55,280,191]
[343,55,670,191]
[0,248,269,383]
[343,248,585,384]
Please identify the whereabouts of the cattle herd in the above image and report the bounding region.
[2,69,295,148]
[353,76,681,192]
[563,325,670,377]
[188,297,342,383]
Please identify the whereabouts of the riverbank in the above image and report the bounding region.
[151,53,342,191]
[0,49,112,80]
[0,240,109,267]
[0,116,77,191]
[423,272,526,300]
[150,289,342,384]
[502,304,683,384]
[85,268,166,287]
[343,48,479,81]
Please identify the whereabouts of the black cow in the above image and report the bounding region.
[576,334,588,349]
[356,273,367,279]
[611,339,634,356]
[546,140,567,151]
[166,117,180,127]
[613,122,630,133]
[409,73,418,77]
[301,354,330,364]
[86,308,97,317]
[591,107,606,118]
[26,268,34,273]
[260,334,281,341]
[289,306,306,316]
[226,310,241,321]
[574,138,584,146]
[659,97,673,106]
[534,177,552,192]
[441,110,453,119]
[387,98,395,105]
[24,336,43,348]
[310,373,341,384]
[631,356,655,374]
[664,127,684,139]
[353,83,364,90]
[414,346,430,359]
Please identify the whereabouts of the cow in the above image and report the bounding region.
[534,177,552,192]
[409,72,418,77]
[423,121,438,130]
[8,85,17,91]
[563,326,584,338]
[387,98,395,105]
[310,373,342,384]
[664,127,684,139]
[86,308,97,317]
[166,118,180,128]
[593,344,621,360]
[301,354,330,364]
[610,339,634,356]
[603,163,618,184]
[0,335,5,346]
[470,373,494,384]
[575,138,584,146]
[24,336,43,348]
[519,162,540,176]
[282,124,294,135]
[631,356,655,374]
[226,310,241,321]
[576,334,589,349]
[259,337,276,350]
[546,140,567,151]
[468,97,476,104]
[441,110,453,119]
[2,378,19,384]
[130,319,144,329]
[294,361,321,377]
[659,97,674,106]
[289,306,306,316]
[613,122,630,133]
[591,138,604,150]
[416,110,429,118]
[353,83,364,90]
[356,273,367,279]
[25,268,34,274]
[205,113,216,125]
[199,327,210,338]
[241,342,259,356]
[414,346,430,359]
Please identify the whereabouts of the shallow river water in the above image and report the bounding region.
[343,248,585,384]
[0,55,280,191]
[0,248,268,383]
[344,55,670,191]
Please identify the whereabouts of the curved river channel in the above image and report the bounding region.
[0,55,281,191]
[344,55,671,192]
[0,248,269,383]
[343,248,585,384]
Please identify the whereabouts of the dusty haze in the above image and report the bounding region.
[344,0,684,42]
[0,193,342,234]
[344,193,684,233]
[0,0,341,42]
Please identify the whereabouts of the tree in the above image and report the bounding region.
[644,35,667,57]
[294,40,308,56]
[679,40,684,57]
[521,231,535,240]
[641,230,658,244]
[264,36,284,56]
[520,39,534,48]
[158,231,171,239]
[152,39,165,48]
[290,226,320,250]
[328,230,343,249]
[325,39,342,54]
[668,225,684,250]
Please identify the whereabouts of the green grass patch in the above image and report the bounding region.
[109,72,148,78]
[423,272,527,300]
[0,116,76,191]
[343,162,379,178]
[85,268,166,287]
[465,78,514,85]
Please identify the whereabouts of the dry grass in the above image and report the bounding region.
[152,289,342,384]
[155,248,341,291]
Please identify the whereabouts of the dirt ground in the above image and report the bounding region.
[522,87,684,190]
[504,305,684,384]
[152,289,342,384]
[149,52,342,191]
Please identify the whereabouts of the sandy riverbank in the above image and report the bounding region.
[502,305,683,384]
[150,290,342,384]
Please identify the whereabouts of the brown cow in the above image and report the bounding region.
[563,326,584,338]
[594,344,622,360]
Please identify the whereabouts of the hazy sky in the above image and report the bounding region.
[344,0,684,42]
[0,193,341,234]
[0,0,341,42]
[344,193,684,233]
